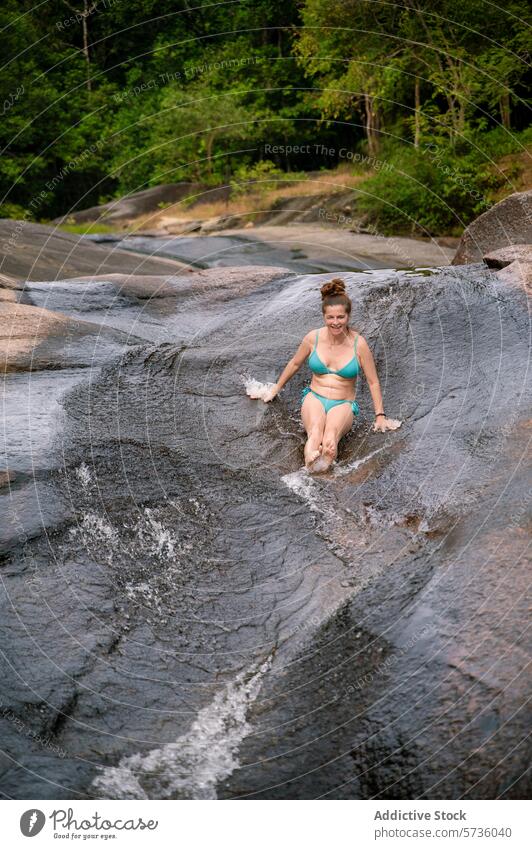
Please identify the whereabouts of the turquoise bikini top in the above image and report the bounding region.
[308,329,360,379]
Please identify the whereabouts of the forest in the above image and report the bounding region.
[1,0,530,234]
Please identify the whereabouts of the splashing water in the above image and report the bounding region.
[66,503,194,609]
[242,375,276,401]
[136,507,188,559]
[74,462,92,489]
[69,505,189,563]
[281,468,342,522]
[282,445,399,519]
[70,511,120,548]
[91,653,274,799]
[281,469,322,512]
[334,445,387,477]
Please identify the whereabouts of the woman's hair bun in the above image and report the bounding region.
[321,278,346,299]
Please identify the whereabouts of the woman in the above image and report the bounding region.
[263,279,400,471]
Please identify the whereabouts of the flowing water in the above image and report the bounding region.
[1,243,530,799]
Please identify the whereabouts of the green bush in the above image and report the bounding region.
[0,202,29,220]
[230,160,286,197]
[355,130,530,235]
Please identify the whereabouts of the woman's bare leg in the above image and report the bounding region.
[320,404,354,470]
[301,392,326,467]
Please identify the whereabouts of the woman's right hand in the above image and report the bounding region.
[263,384,279,403]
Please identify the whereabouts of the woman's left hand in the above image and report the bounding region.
[372,416,402,432]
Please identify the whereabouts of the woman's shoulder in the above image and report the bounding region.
[354,332,370,354]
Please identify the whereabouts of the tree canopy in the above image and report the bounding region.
[1,0,530,232]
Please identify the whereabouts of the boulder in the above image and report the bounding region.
[482,244,532,268]
[495,260,532,291]
[0,470,15,489]
[198,215,243,234]
[53,183,232,226]
[0,300,140,372]
[0,288,17,302]
[1,260,530,799]
[164,219,203,235]
[53,183,203,225]
[482,245,532,292]
[0,220,192,282]
[452,190,532,264]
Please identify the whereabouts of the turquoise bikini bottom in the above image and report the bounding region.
[301,386,360,416]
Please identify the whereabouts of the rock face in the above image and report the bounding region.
[0,259,530,801]
[452,190,532,264]
[0,220,192,282]
[53,183,231,226]
[0,266,291,372]
[113,226,455,272]
[0,300,145,373]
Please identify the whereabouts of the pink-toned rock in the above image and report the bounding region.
[0,469,15,488]
[0,300,131,372]
[66,273,180,299]
[0,288,17,302]
[0,273,23,289]
[495,260,532,291]
[483,244,532,268]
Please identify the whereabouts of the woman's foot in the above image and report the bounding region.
[305,447,321,468]
[308,454,332,473]
[321,436,338,467]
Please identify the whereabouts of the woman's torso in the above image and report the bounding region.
[308,327,360,400]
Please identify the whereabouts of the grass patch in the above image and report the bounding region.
[54,221,120,235]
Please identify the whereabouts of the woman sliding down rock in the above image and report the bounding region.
[262,278,401,472]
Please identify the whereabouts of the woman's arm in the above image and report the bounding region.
[263,333,313,402]
[357,336,400,432]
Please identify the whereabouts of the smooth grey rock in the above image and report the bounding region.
[0,220,192,282]
[1,259,530,801]
[452,190,532,264]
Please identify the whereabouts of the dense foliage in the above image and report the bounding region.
[1,0,530,233]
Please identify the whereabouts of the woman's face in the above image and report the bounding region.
[323,305,349,336]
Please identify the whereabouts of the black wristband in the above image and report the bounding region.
[375,413,386,417]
